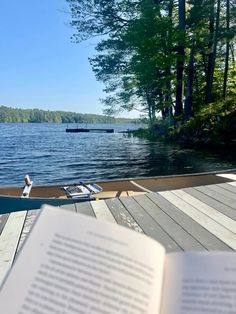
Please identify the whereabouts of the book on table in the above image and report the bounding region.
[0,205,236,314]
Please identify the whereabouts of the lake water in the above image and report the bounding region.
[0,123,235,186]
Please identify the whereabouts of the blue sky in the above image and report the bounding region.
[0,0,139,117]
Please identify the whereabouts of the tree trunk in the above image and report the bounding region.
[165,0,174,122]
[146,92,156,122]
[175,0,185,117]
[206,0,221,104]
[205,4,215,104]
[223,0,230,98]
[184,45,194,120]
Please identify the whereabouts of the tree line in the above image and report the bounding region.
[0,106,135,123]
[66,0,236,123]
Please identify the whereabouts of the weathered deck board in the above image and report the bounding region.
[90,200,117,223]
[216,173,236,180]
[147,192,231,251]
[160,190,236,250]
[60,203,77,212]
[196,185,236,209]
[219,182,236,194]
[133,194,205,251]
[206,184,236,201]
[172,189,236,232]
[0,214,9,236]
[0,211,27,284]
[16,210,39,253]
[75,201,95,217]
[119,196,181,251]
[105,198,143,233]
[184,187,236,221]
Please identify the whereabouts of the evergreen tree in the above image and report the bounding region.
[66,0,236,123]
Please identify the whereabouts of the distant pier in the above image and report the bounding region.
[66,127,114,133]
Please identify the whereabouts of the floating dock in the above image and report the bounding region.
[66,128,114,133]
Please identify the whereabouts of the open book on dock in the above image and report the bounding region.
[1,205,236,314]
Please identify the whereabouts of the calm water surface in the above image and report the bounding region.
[0,123,235,186]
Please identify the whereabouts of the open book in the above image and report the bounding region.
[1,205,236,314]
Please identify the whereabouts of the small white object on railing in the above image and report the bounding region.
[21,175,33,198]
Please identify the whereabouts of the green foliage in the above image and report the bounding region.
[168,97,236,146]
[0,106,136,124]
[67,0,236,146]
[67,0,139,42]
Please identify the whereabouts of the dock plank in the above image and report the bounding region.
[216,173,236,180]
[147,192,231,251]
[172,189,236,233]
[60,203,77,212]
[119,196,181,252]
[185,187,236,220]
[219,183,236,193]
[160,191,236,250]
[206,184,236,201]
[105,198,143,232]
[0,214,9,236]
[133,194,205,251]
[16,210,39,253]
[75,201,95,217]
[90,200,117,223]
[0,211,27,285]
[196,186,236,209]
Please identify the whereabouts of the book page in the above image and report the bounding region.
[161,252,236,314]
[0,205,166,314]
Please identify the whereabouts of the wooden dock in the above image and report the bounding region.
[66,127,114,133]
[1,173,236,284]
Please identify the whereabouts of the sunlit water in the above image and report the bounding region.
[0,123,235,186]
